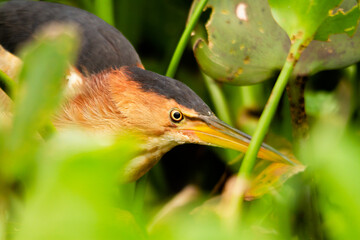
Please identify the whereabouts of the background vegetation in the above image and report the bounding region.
[0,0,359,239]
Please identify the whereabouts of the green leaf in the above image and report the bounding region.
[94,0,115,26]
[238,0,343,195]
[269,0,342,40]
[245,161,305,200]
[315,4,360,41]
[192,0,289,85]
[301,122,360,239]
[294,32,360,75]
[13,26,78,141]
[2,25,79,178]
[192,0,360,83]
[14,131,144,240]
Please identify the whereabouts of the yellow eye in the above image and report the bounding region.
[170,109,184,123]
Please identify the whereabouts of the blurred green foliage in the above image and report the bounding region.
[0,0,359,240]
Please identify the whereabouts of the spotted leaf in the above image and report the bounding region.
[191,0,360,84]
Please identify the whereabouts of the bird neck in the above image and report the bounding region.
[53,71,123,133]
[53,70,179,182]
[121,135,178,181]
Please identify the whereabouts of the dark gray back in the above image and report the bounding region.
[0,1,142,74]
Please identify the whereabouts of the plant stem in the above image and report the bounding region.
[202,72,239,162]
[202,72,233,125]
[286,75,309,140]
[227,41,305,222]
[94,0,115,26]
[344,65,358,124]
[132,173,149,218]
[79,0,94,13]
[238,85,265,135]
[166,0,208,78]
[239,85,264,109]
[238,40,303,178]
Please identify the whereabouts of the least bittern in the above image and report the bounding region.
[0,1,294,181]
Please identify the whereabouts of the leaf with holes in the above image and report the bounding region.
[268,0,342,40]
[315,5,360,41]
[191,0,289,85]
[191,0,360,84]
[294,1,360,75]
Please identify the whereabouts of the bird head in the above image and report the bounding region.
[97,66,294,181]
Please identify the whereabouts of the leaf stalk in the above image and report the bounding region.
[166,0,208,78]
[238,39,304,178]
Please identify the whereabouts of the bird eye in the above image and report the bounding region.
[170,109,184,123]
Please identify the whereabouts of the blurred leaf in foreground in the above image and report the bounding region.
[301,121,360,239]
[245,160,305,201]
[12,23,78,142]
[149,175,297,240]
[14,131,144,240]
[1,23,79,179]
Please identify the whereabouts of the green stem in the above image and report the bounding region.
[238,85,265,135]
[0,195,6,240]
[202,72,233,125]
[238,40,303,178]
[94,0,115,26]
[239,85,264,108]
[132,173,149,219]
[286,75,309,140]
[202,72,239,163]
[228,41,305,219]
[166,0,208,78]
[343,65,358,124]
[0,70,16,100]
[79,0,95,13]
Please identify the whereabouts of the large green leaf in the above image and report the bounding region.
[315,4,360,41]
[192,0,289,85]
[270,0,360,76]
[191,0,360,84]
[268,0,342,40]
[295,21,360,74]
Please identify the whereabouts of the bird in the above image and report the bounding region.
[0,1,295,181]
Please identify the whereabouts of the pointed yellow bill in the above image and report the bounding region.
[180,116,295,165]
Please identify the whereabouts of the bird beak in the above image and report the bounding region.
[180,116,295,165]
